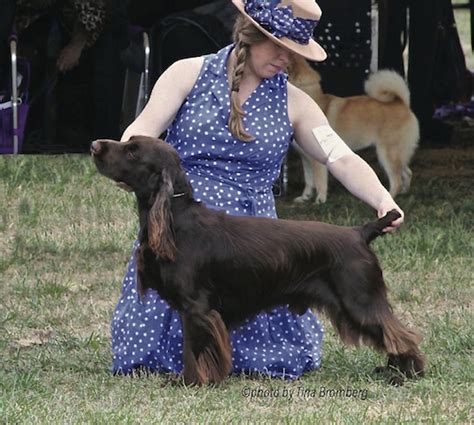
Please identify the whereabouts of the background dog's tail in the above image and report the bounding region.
[364,70,411,106]
[359,210,401,244]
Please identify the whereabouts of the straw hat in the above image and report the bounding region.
[231,0,327,61]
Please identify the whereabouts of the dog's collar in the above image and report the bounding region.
[172,192,186,198]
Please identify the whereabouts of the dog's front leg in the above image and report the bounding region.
[181,312,207,386]
[292,141,316,203]
[180,309,232,386]
[311,160,328,204]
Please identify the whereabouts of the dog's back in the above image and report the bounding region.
[289,55,419,199]
[324,75,417,149]
[288,56,418,150]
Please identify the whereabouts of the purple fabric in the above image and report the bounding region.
[0,102,29,154]
[245,0,318,45]
[434,101,474,120]
[0,57,30,154]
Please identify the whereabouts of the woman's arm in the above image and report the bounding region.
[121,56,204,141]
[325,155,403,232]
[288,83,403,232]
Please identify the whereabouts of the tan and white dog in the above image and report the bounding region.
[288,56,419,203]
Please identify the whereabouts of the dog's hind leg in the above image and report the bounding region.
[401,166,413,193]
[328,266,425,385]
[181,309,232,386]
[311,160,328,204]
[375,144,403,198]
[292,141,316,203]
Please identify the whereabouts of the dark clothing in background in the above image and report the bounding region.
[13,0,127,150]
[379,0,467,145]
[127,0,217,28]
[15,0,106,46]
[92,0,128,139]
[0,0,17,82]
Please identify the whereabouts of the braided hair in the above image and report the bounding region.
[229,16,268,141]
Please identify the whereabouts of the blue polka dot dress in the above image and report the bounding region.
[111,44,324,379]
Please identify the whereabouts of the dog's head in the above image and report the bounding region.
[91,136,188,196]
[91,136,190,261]
[287,55,322,87]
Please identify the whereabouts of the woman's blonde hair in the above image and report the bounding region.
[229,15,268,141]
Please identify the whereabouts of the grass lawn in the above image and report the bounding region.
[0,136,473,423]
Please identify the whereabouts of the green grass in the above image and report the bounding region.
[0,145,473,424]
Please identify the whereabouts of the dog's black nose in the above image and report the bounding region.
[90,140,103,156]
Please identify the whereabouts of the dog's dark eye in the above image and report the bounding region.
[126,144,139,160]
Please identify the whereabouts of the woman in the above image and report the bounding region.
[112,0,404,379]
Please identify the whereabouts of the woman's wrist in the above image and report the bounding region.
[376,193,404,232]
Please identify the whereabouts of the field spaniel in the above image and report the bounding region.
[91,136,425,386]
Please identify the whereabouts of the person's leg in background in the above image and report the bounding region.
[92,0,128,140]
[407,0,453,146]
[378,0,408,77]
[470,0,473,51]
[0,0,16,83]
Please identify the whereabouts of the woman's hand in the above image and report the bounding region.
[377,194,404,233]
[56,42,84,72]
[56,30,87,73]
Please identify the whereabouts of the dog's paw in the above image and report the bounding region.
[388,374,405,387]
[293,194,313,203]
[400,183,411,194]
[315,194,327,204]
[374,365,386,374]
[116,181,134,192]
[374,365,405,386]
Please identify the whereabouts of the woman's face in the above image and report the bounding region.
[248,38,292,79]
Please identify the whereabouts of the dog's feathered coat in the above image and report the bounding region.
[92,136,425,386]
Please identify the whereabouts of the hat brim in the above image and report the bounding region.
[231,0,327,62]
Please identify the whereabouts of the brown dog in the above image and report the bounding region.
[91,136,425,386]
[288,56,419,204]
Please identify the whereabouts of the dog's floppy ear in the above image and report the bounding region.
[148,168,177,261]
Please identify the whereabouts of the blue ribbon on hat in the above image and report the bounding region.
[244,0,318,45]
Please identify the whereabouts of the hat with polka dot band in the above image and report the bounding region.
[231,0,327,61]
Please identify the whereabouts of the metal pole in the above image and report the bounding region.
[143,32,150,104]
[10,35,18,154]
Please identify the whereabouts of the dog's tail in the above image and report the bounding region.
[364,70,411,106]
[359,209,402,244]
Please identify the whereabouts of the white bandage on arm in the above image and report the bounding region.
[311,124,354,163]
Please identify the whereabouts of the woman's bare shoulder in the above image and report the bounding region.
[287,81,324,123]
[170,56,205,73]
[166,56,205,87]
[287,81,314,105]
[154,56,206,99]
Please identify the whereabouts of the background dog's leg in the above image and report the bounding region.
[292,141,316,203]
[401,166,413,194]
[311,160,328,204]
[181,310,232,386]
[375,145,403,197]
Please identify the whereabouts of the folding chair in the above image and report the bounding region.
[120,26,151,129]
[0,33,30,154]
